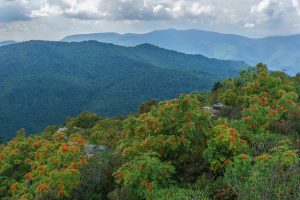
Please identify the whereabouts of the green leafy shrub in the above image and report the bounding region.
[108,187,140,200]
[89,118,123,147]
[0,132,87,199]
[224,139,300,200]
[66,112,102,130]
[68,151,122,200]
[152,186,209,200]
[269,110,300,135]
[244,131,287,156]
[114,152,175,199]
[114,94,211,198]
[137,99,158,114]
[204,124,248,172]
[118,94,210,167]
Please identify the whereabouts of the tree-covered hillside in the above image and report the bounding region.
[0,41,247,140]
[0,64,299,200]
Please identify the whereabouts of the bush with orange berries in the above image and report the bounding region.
[204,124,248,172]
[114,94,211,198]
[0,132,87,199]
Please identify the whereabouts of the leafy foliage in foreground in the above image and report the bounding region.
[152,187,209,200]
[0,64,299,200]
[0,131,87,199]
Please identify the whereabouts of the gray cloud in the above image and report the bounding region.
[249,0,300,26]
[0,0,31,22]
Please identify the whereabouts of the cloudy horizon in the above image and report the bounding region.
[1,0,300,41]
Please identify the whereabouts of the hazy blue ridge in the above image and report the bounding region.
[62,29,300,75]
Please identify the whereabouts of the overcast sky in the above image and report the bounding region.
[0,0,300,41]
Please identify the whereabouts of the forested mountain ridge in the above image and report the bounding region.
[62,29,300,74]
[0,40,247,140]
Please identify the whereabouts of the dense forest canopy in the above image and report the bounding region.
[0,64,299,200]
[0,41,247,141]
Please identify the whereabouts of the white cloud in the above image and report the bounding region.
[247,0,300,31]
[60,0,107,19]
[171,1,214,18]
[250,0,282,23]
[0,0,217,21]
[30,3,63,17]
[291,0,300,15]
[244,22,255,28]
[251,0,274,13]
[60,0,216,20]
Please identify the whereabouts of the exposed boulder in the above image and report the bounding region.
[85,144,108,157]
[57,127,68,132]
[203,103,226,116]
[212,103,225,110]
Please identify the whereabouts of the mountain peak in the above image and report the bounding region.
[135,43,160,49]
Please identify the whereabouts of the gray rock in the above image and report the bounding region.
[212,103,225,110]
[203,103,226,116]
[98,145,107,151]
[73,126,83,130]
[57,127,68,132]
[85,144,108,157]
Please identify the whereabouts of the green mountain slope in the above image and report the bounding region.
[0,41,247,140]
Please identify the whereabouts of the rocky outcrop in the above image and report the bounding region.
[85,144,108,157]
[203,103,226,116]
[57,127,68,132]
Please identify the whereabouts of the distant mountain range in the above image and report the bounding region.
[62,29,300,75]
[0,41,247,140]
[0,40,16,46]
